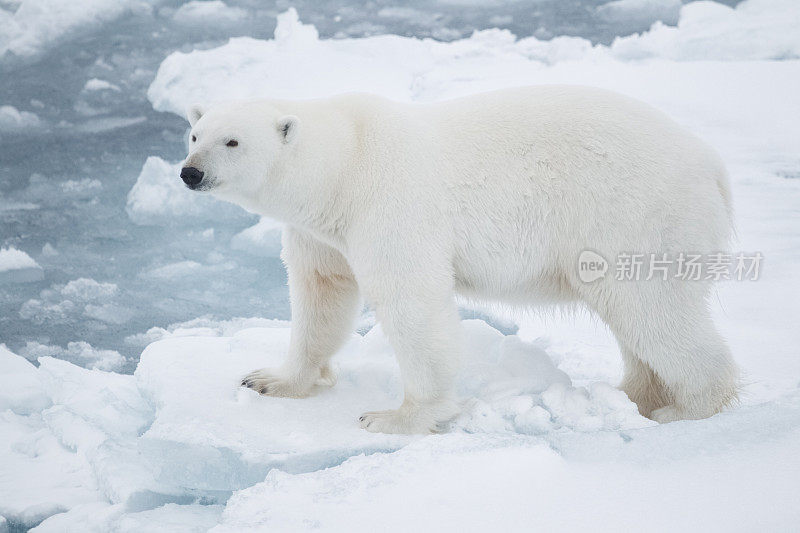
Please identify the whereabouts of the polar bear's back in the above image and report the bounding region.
[407,86,732,299]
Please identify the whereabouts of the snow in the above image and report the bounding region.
[148,1,800,116]
[2,0,800,530]
[0,344,49,415]
[610,0,800,61]
[0,320,653,529]
[32,502,224,533]
[213,419,800,532]
[0,407,98,530]
[4,317,799,530]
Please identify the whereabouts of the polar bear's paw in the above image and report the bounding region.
[358,400,459,434]
[241,366,335,398]
[650,405,683,423]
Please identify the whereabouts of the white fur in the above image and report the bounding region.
[184,86,738,434]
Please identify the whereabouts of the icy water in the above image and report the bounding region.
[0,0,740,367]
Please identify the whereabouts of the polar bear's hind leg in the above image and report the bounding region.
[584,280,738,422]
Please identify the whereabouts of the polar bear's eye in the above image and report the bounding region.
[226,140,239,147]
[191,135,196,142]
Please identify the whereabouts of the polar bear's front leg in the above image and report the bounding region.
[356,267,462,434]
[241,228,359,398]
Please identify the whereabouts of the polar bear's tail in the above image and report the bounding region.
[706,148,735,241]
[716,167,733,219]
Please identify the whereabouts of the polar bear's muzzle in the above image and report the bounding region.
[180,166,205,190]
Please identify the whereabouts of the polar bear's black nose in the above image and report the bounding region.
[180,167,204,188]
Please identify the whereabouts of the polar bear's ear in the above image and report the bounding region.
[187,104,204,127]
[277,115,299,144]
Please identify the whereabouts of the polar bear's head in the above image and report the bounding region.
[180,102,299,201]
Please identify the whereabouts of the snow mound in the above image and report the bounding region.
[610,0,800,61]
[148,2,800,115]
[0,344,49,415]
[132,320,651,493]
[0,319,657,528]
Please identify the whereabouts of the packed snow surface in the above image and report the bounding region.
[1,0,800,531]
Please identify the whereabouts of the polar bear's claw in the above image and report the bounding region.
[359,409,435,434]
[358,401,458,434]
[240,368,312,398]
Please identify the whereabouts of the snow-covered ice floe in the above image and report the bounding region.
[2,319,799,531]
[2,0,800,530]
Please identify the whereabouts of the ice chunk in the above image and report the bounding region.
[0,410,98,530]
[134,328,411,491]
[0,0,148,61]
[61,278,117,300]
[147,9,427,113]
[32,502,224,533]
[20,341,127,372]
[20,277,121,324]
[0,246,43,283]
[82,78,120,92]
[230,218,283,257]
[0,344,49,414]
[0,104,41,131]
[126,156,246,226]
[19,297,76,324]
[0,247,40,272]
[124,316,289,347]
[60,178,102,193]
[171,1,247,25]
[131,319,649,493]
[32,358,198,508]
[141,259,236,281]
[597,0,681,27]
[610,0,800,61]
[41,243,58,256]
[148,3,800,120]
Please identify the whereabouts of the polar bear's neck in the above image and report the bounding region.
[255,98,374,252]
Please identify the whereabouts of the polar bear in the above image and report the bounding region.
[180,86,738,434]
